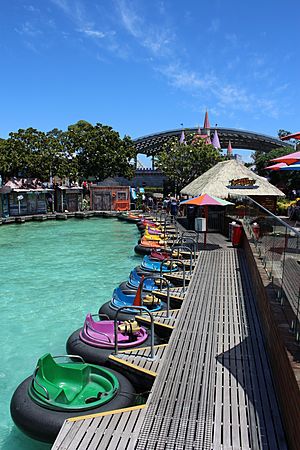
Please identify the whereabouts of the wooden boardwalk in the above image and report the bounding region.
[137,309,181,328]
[109,344,169,377]
[153,287,186,304]
[53,239,287,450]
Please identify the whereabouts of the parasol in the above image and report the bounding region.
[180,194,233,246]
[264,162,288,170]
[280,132,300,141]
[271,151,300,165]
[279,162,300,171]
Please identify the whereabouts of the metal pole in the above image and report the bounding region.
[172,244,193,275]
[161,257,186,299]
[113,306,155,359]
[148,274,171,319]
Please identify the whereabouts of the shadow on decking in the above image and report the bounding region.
[216,336,287,450]
[214,248,288,450]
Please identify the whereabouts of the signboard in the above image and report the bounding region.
[227,178,258,189]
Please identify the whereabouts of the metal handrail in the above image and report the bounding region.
[169,225,180,244]
[52,355,85,363]
[160,257,186,292]
[177,236,197,259]
[114,306,155,359]
[31,366,50,400]
[146,274,171,318]
[171,244,193,275]
[241,196,300,235]
[139,274,171,318]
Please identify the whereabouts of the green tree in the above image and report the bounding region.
[46,129,78,181]
[278,129,291,139]
[4,128,47,178]
[67,121,136,180]
[2,127,78,181]
[1,121,136,183]
[0,138,10,179]
[155,133,223,193]
[278,129,300,149]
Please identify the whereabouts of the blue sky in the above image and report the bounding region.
[1,0,299,164]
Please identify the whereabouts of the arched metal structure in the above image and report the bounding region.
[133,127,293,156]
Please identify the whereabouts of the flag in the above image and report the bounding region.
[133,275,144,306]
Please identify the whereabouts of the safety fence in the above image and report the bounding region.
[234,196,300,341]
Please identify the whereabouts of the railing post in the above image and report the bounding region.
[114,306,155,359]
[172,244,194,275]
[160,258,185,311]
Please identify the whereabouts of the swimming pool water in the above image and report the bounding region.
[0,218,141,450]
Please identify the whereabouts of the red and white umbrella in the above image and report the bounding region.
[271,150,300,165]
[264,162,288,170]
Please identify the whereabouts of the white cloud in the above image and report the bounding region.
[117,1,141,38]
[225,33,238,46]
[24,5,40,13]
[116,0,175,57]
[50,0,285,122]
[79,29,113,39]
[159,64,208,90]
[15,21,42,37]
[208,18,220,33]
[158,62,281,119]
[51,0,93,30]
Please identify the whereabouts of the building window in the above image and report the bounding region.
[117,191,127,200]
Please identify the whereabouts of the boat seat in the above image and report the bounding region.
[36,353,91,404]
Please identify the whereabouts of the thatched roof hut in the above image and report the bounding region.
[181,159,285,199]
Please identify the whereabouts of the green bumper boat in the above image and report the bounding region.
[11,354,136,443]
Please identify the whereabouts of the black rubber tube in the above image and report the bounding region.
[99,300,167,321]
[117,216,139,223]
[134,244,153,255]
[10,369,135,443]
[99,301,139,321]
[119,281,138,293]
[66,327,163,365]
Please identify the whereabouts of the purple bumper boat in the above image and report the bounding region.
[79,313,148,349]
[66,313,154,366]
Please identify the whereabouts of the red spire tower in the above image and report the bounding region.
[227,140,233,158]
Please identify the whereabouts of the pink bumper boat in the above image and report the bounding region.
[79,314,148,349]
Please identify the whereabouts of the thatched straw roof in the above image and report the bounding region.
[180,159,285,198]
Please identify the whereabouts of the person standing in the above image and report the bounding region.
[170,198,178,217]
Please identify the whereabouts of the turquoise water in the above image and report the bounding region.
[0,218,141,450]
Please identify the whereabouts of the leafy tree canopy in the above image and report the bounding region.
[278,129,291,138]
[0,121,136,182]
[155,133,223,193]
[68,121,136,180]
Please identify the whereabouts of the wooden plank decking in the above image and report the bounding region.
[153,287,186,303]
[53,236,287,450]
[109,344,169,377]
[137,309,181,328]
